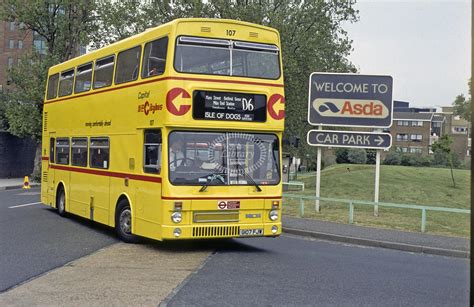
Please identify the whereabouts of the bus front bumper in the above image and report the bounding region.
[161,222,282,240]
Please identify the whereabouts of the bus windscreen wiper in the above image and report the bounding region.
[236,163,262,192]
[199,173,226,192]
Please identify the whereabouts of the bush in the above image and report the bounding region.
[383,151,401,165]
[420,155,433,167]
[335,148,349,163]
[432,148,448,166]
[366,149,376,164]
[347,148,367,164]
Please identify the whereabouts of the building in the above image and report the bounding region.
[439,106,471,160]
[390,112,433,154]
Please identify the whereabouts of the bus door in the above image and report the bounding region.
[46,133,56,205]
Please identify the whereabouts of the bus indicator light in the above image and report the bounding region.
[267,94,285,120]
[166,88,191,116]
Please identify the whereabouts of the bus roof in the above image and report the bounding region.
[48,18,280,75]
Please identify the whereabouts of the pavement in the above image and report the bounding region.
[0,178,39,190]
[283,216,470,258]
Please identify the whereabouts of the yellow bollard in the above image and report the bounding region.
[22,176,31,189]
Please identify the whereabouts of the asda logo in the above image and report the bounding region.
[312,98,389,119]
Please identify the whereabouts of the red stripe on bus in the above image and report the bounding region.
[44,76,284,105]
[50,164,162,183]
[161,196,282,200]
[41,157,49,161]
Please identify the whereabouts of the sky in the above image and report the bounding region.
[344,0,470,108]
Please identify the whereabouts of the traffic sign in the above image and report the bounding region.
[307,130,392,150]
[308,73,393,128]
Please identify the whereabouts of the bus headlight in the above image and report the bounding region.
[171,212,182,223]
[269,210,278,221]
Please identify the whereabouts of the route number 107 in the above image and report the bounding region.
[226,29,236,36]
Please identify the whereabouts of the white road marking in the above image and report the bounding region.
[8,202,42,209]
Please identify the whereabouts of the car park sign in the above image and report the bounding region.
[308,73,393,128]
[307,130,392,150]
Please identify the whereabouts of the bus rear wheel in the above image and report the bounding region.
[57,186,66,217]
[115,199,137,243]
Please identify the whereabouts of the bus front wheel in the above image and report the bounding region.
[56,186,66,217]
[115,199,137,243]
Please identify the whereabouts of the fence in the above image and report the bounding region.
[282,194,470,233]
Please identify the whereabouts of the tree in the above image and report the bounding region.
[347,148,367,164]
[0,0,96,179]
[431,134,456,187]
[452,79,471,122]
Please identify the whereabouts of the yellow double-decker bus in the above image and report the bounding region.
[41,18,285,242]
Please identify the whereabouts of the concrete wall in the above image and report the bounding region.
[0,131,36,178]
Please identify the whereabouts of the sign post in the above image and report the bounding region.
[307,73,393,217]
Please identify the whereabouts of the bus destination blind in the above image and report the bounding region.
[193,90,266,122]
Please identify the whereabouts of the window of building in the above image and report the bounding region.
[410,147,422,154]
[9,22,15,31]
[18,40,23,49]
[142,37,168,78]
[7,57,13,69]
[93,55,114,89]
[433,122,441,128]
[58,69,75,97]
[55,138,70,165]
[0,84,3,92]
[411,121,423,127]
[47,74,59,100]
[396,146,408,153]
[454,127,467,133]
[90,138,109,169]
[115,46,141,84]
[397,134,408,141]
[144,130,162,174]
[71,138,88,167]
[33,38,48,55]
[403,121,409,126]
[410,134,422,141]
[9,39,14,49]
[397,120,403,126]
[74,62,92,93]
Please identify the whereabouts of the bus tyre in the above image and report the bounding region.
[57,187,66,217]
[115,199,137,243]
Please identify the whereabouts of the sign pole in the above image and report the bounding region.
[374,149,380,217]
[315,125,322,212]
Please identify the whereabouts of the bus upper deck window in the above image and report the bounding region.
[46,74,59,100]
[58,69,74,97]
[115,46,141,84]
[74,62,93,93]
[142,37,168,78]
[93,56,115,89]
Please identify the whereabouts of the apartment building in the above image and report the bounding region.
[391,112,433,154]
[440,106,471,160]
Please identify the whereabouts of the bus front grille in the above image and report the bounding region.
[192,226,240,238]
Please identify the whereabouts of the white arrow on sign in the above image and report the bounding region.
[375,135,384,146]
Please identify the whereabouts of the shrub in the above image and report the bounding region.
[347,148,367,164]
[366,149,376,164]
[322,154,337,169]
[432,148,448,166]
[383,151,401,165]
[335,148,349,163]
[420,155,433,167]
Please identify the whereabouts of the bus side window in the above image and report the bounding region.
[144,130,162,174]
[93,56,115,89]
[47,74,59,100]
[90,137,109,169]
[58,69,75,97]
[74,62,93,93]
[142,37,168,78]
[71,137,88,167]
[49,137,55,163]
[55,138,70,165]
[115,46,141,84]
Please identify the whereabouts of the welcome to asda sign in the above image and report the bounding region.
[307,73,393,128]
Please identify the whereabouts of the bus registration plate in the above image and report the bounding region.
[240,228,263,236]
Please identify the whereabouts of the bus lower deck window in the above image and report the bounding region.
[144,130,162,174]
[55,138,70,165]
[71,137,88,167]
[90,138,110,169]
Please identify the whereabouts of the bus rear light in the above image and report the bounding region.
[272,201,279,209]
[174,201,183,211]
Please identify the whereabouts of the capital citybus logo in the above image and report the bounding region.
[312,98,389,119]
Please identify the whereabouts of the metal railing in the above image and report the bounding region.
[283,194,470,233]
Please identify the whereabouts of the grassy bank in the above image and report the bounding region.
[283,164,470,237]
